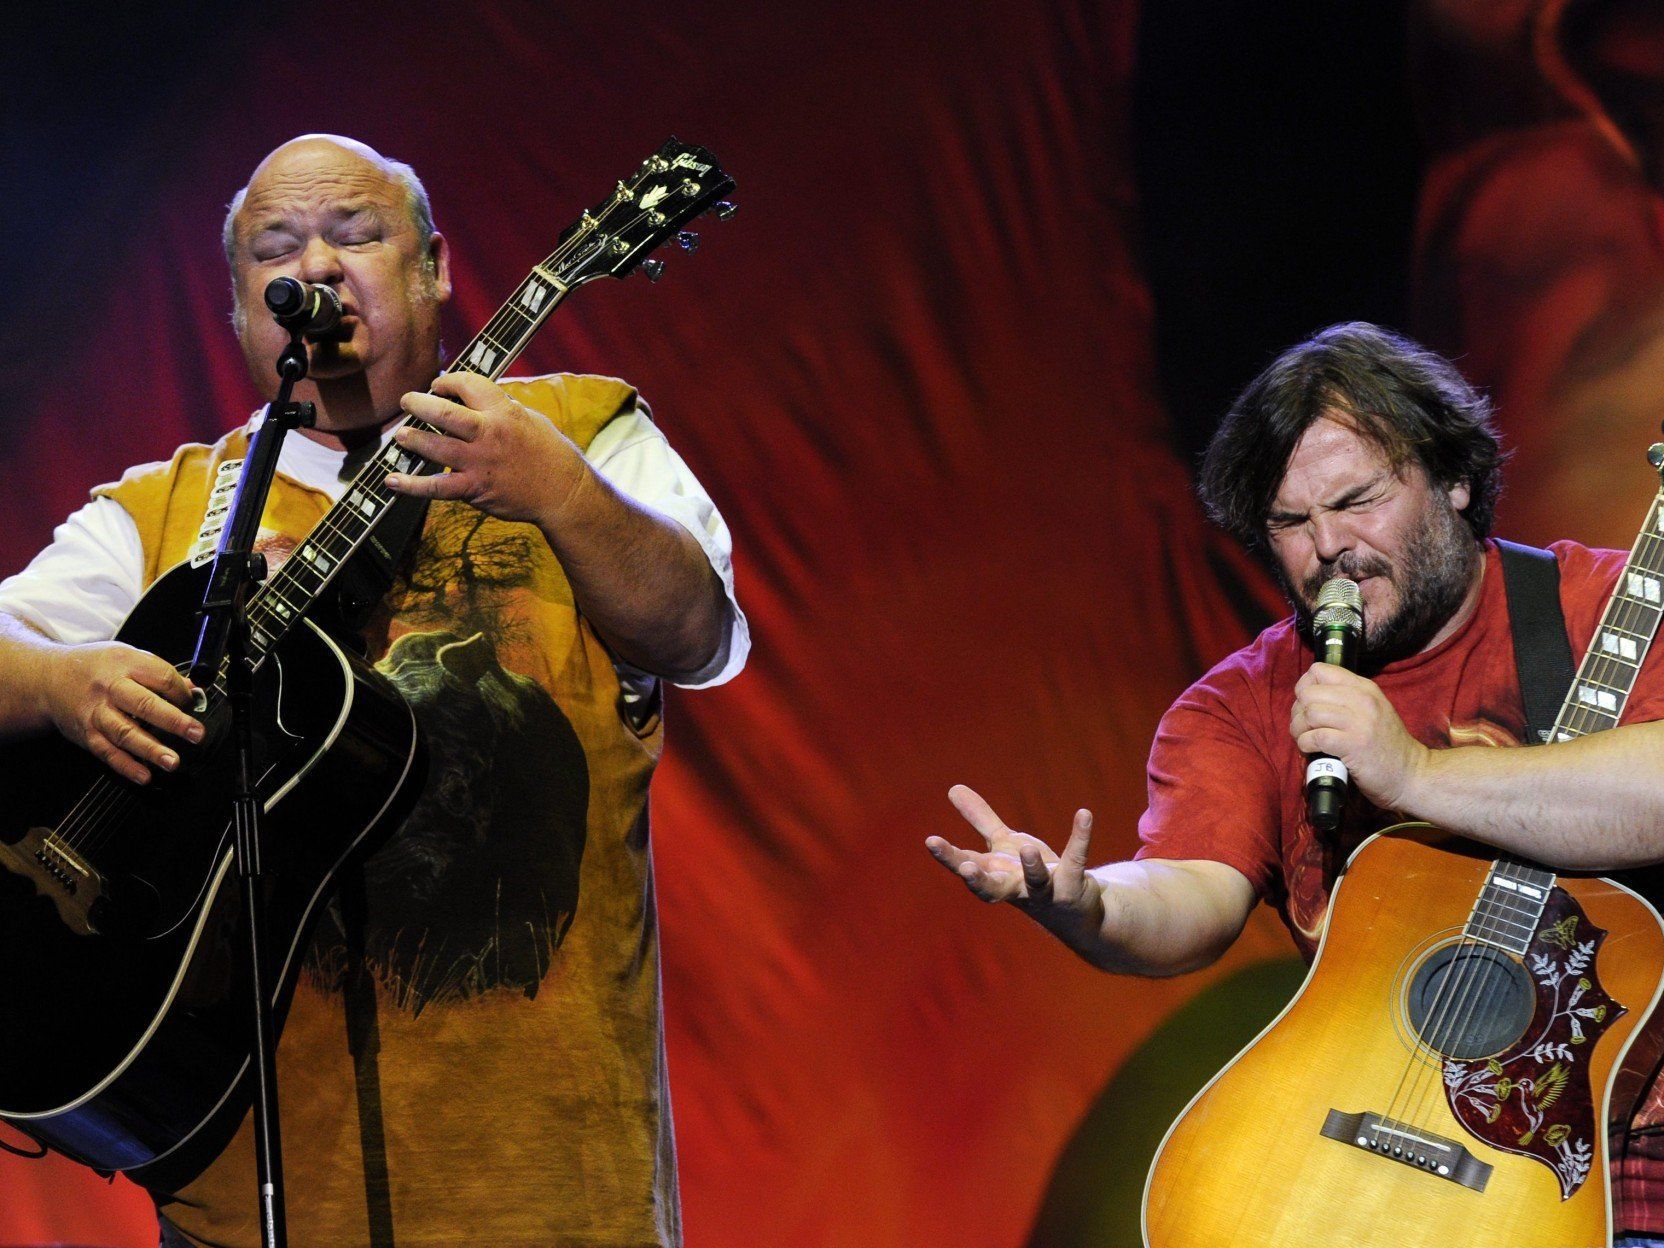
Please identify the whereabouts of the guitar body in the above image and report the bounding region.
[1144,826,1664,1248]
[0,559,423,1177]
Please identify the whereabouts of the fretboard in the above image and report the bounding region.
[1465,859,1555,955]
[1547,490,1664,741]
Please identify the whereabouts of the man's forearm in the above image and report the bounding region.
[0,613,61,736]
[1075,859,1250,978]
[538,461,727,680]
[1399,721,1664,869]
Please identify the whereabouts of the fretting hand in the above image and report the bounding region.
[384,372,589,527]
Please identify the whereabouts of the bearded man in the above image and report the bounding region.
[928,320,1664,1245]
[0,134,746,1247]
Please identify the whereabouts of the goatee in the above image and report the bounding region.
[1283,501,1481,669]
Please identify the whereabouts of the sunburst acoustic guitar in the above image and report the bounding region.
[1143,446,1664,1248]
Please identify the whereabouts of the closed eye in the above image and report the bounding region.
[250,233,300,262]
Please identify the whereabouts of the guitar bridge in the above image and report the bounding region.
[1321,1109,1493,1193]
[0,827,105,936]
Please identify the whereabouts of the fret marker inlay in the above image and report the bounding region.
[1578,685,1619,712]
[1603,633,1640,660]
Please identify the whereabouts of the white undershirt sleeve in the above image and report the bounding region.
[0,496,146,645]
[585,402,750,688]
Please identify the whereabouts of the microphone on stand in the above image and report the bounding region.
[1305,576,1363,833]
[263,277,343,341]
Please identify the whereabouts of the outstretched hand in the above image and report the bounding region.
[926,784,1104,942]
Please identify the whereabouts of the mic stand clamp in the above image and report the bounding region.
[186,326,318,1248]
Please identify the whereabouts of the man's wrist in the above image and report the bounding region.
[1038,875,1110,962]
[1393,742,1443,819]
[23,636,67,733]
[535,450,601,544]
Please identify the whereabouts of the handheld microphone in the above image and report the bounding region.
[1305,577,1363,833]
[263,277,343,340]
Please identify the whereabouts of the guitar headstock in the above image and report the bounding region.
[547,138,736,287]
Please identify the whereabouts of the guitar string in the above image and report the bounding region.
[1382,870,1497,1137]
[44,186,690,863]
[68,670,246,861]
[1391,871,1524,1144]
[1394,861,1543,1147]
[1373,860,1515,1147]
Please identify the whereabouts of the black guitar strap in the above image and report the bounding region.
[1495,539,1577,745]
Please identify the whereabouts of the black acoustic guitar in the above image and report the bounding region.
[0,139,734,1180]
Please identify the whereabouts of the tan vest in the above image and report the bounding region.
[99,375,676,1248]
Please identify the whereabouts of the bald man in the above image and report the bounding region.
[0,135,747,1247]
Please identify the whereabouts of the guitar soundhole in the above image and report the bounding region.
[1406,943,1535,1060]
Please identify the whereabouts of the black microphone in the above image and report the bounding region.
[263,277,343,340]
[1305,576,1363,833]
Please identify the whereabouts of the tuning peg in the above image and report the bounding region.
[641,259,666,282]
[1649,442,1664,470]
[676,231,700,253]
[709,201,737,221]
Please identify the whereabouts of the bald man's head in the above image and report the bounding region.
[223,134,434,267]
[220,133,453,430]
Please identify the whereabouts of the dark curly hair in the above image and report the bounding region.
[1197,322,1506,555]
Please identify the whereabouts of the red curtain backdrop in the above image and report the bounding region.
[1412,0,1664,547]
[16,1,1659,1244]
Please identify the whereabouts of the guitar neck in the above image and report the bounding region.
[238,277,573,665]
[1548,490,1664,741]
[228,137,735,668]
[1464,858,1555,952]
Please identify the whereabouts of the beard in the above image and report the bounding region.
[1281,499,1481,668]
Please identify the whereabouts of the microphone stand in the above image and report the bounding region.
[186,322,317,1248]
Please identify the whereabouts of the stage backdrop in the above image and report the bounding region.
[3,0,1660,1245]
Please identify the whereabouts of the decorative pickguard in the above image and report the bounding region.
[1442,888,1624,1199]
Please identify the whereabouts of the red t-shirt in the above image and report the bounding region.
[1134,538,1664,1230]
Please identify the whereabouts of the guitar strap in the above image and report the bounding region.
[1495,539,1576,745]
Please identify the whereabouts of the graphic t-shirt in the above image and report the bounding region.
[1135,539,1664,1232]
[91,374,691,1247]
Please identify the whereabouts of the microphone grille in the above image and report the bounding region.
[1313,577,1363,632]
